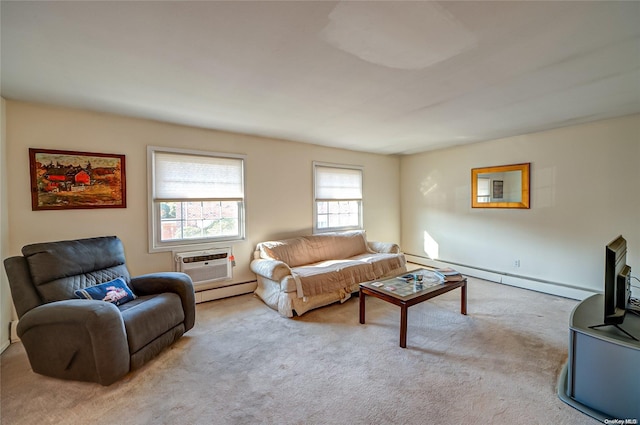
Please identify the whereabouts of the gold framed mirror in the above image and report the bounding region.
[471,163,530,209]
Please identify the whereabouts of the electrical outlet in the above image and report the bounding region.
[514,260,521,268]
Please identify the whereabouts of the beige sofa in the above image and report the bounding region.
[250,231,406,317]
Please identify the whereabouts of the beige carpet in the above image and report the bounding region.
[1,277,598,425]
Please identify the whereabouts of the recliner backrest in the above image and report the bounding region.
[19,236,131,304]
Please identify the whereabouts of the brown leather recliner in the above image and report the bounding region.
[3,236,195,385]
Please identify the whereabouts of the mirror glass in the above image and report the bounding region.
[471,163,530,209]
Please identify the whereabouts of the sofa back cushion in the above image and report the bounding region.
[259,231,369,267]
[22,236,131,303]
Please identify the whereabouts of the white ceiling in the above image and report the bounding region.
[2,1,639,155]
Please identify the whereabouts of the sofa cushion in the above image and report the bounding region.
[74,277,137,306]
[120,293,185,354]
[259,231,369,267]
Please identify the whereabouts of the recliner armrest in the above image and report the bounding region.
[250,259,292,281]
[17,299,130,386]
[130,272,196,332]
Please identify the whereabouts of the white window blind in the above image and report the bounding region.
[315,166,362,200]
[153,152,244,201]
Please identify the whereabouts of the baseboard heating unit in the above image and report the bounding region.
[174,248,232,288]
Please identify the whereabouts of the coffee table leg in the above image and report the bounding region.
[359,288,365,324]
[400,305,408,348]
[461,282,467,315]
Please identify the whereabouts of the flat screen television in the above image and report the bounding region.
[592,235,637,340]
[603,235,631,325]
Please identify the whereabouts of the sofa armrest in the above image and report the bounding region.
[130,272,196,332]
[17,299,130,385]
[250,259,292,281]
[368,241,401,254]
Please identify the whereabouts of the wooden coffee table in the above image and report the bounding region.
[359,269,467,348]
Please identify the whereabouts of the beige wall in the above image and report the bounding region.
[400,114,640,299]
[4,100,400,290]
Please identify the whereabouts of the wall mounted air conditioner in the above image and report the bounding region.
[174,248,232,287]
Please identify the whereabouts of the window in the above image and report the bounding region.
[313,162,363,233]
[477,177,491,203]
[148,147,245,251]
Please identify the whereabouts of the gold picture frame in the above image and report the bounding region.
[471,163,530,209]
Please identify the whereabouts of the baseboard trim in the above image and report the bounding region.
[1,339,9,353]
[195,281,257,303]
[405,254,596,300]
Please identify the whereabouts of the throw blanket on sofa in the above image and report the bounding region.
[290,254,404,298]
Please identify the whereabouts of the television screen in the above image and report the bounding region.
[592,235,638,341]
[604,235,628,325]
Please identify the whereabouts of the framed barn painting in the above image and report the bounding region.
[29,148,126,210]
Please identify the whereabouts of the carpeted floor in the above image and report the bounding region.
[1,277,598,425]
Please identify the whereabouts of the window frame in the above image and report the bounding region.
[313,161,363,234]
[147,146,247,252]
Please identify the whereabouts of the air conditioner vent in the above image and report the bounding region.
[180,253,228,263]
[174,248,232,287]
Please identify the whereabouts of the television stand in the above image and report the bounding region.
[559,294,640,421]
[588,322,638,341]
